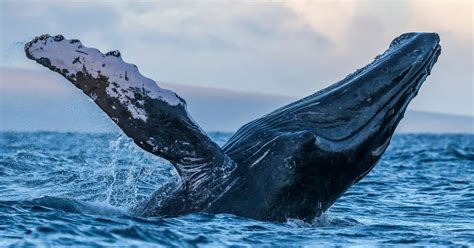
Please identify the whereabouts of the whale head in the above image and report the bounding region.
[216,33,441,221]
[292,33,442,218]
[312,32,441,182]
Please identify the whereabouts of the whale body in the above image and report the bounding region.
[25,32,441,222]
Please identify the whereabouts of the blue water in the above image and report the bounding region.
[0,132,473,246]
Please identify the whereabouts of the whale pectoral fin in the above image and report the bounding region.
[24,34,230,185]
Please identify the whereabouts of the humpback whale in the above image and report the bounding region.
[25,32,441,222]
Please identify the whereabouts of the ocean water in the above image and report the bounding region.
[0,132,473,247]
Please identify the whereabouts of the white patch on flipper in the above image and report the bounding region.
[26,35,184,121]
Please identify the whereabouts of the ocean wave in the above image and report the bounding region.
[0,132,473,246]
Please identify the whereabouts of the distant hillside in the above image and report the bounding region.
[397,111,473,133]
[165,83,474,133]
[1,67,472,133]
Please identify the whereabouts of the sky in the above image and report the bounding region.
[0,0,473,132]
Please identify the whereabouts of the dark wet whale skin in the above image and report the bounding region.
[25,32,441,222]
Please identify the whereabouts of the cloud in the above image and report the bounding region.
[0,0,472,117]
[283,0,472,47]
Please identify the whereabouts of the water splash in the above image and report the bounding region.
[104,135,125,205]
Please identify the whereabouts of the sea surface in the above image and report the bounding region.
[0,132,473,247]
